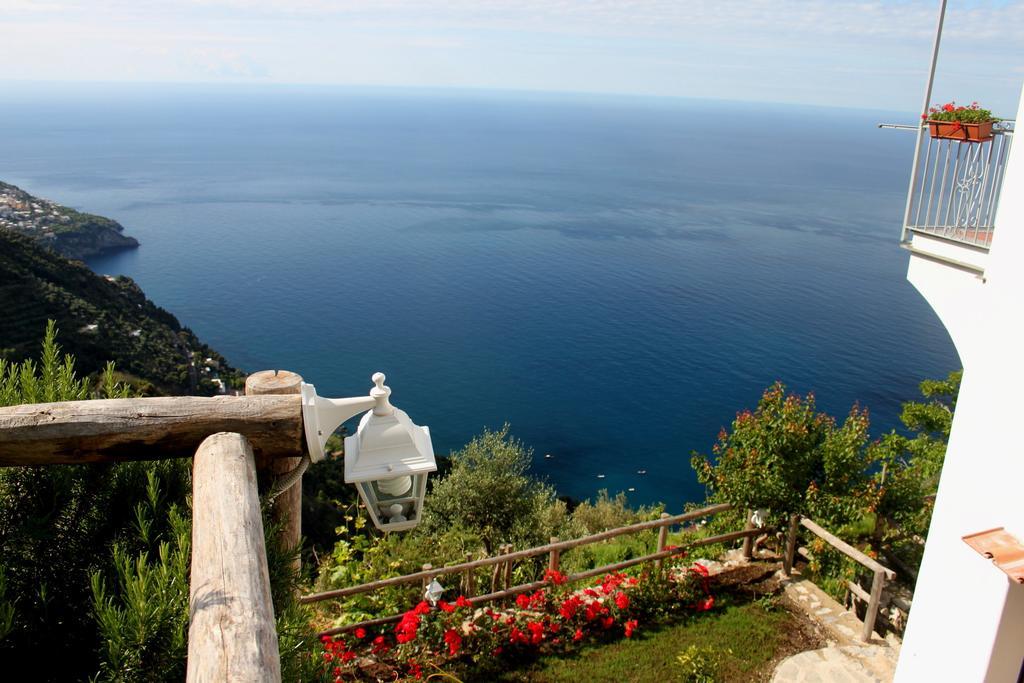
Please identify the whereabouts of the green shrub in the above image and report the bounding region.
[421,424,569,553]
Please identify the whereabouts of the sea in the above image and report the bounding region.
[0,84,960,508]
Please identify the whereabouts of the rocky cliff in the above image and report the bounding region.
[0,181,139,260]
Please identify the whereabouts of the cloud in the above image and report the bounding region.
[2,0,1023,110]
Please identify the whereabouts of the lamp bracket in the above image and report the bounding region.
[300,382,377,463]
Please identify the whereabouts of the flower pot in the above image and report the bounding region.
[927,120,994,142]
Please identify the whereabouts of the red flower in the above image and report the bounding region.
[438,600,455,613]
[624,619,638,638]
[408,660,423,679]
[413,601,432,615]
[444,628,463,656]
[395,611,421,643]
[527,620,545,645]
[573,628,584,642]
[372,635,390,654]
[695,596,715,612]
[559,596,582,620]
[510,627,528,645]
[601,616,614,630]
[614,591,629,610]
[689,563,709,577]
[544,568,568,585]
[943,102,955,112]
[320,635,332,644]
[516,593,531,609]
[456,595,472,608]
[354,627,366,639]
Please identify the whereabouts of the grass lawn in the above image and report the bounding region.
[491,593,822,683]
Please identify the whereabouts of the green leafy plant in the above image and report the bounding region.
[690,381,876,530]
[675,644,728,683]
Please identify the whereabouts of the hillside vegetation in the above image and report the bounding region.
[0,230,240,395]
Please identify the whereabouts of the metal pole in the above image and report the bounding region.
[902,0,948,243]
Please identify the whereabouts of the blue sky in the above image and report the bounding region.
[3,0,1024,113]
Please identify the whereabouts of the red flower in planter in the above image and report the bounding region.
[573,628,584,642]
[510,627,528,645]
[408,660,423,679]
[320,634,332,644]
[438,600,455,613]
[413,601,432,615]
[624,619,638,638]
[614,591,629,610]
[516,593,531,609]
[444,628,463,655]
[354,627,366,639]
[341,651,356,663]
[456,595,472,608]
[372,635,390,654]
[601,616,614,630]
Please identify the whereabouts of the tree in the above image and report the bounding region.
[691,382,877,529]
[422,424,566,552]
[871,370,960,550]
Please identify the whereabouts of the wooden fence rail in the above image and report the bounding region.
[0,395,304,465]
[307,504,762,638]
[301,502,734,605]
[783,515,897,642]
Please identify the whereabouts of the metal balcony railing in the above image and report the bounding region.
[886,123,1014,249]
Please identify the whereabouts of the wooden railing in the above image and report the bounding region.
[0,375,901,672]
[0,369,308,683]
[781,514,897,642]
[301,502,765,637]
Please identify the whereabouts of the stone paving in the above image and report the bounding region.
[771,575,900,683]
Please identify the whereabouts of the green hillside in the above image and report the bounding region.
[0,230,241,395]
[0,181,139,259]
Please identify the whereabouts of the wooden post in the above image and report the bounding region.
[490,549,502,594]
[655,513,670,571]
[783,514,800,577]
[245,370,304,572]
[548,536,561,573]
[862,569,887,642]
[462,553,474,597]
[741,510,755,559]
[188,432,281,683]
[420,564,432,597]
[503,545,514,591]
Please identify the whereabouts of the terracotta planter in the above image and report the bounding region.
[927,119,994,142]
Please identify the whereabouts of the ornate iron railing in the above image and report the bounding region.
[888,123,1014,249]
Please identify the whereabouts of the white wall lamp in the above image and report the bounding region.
[300,372,436,532]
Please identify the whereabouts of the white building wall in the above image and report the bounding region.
[895,88,1024,682]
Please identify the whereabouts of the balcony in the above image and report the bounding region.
[887,122,1014,275]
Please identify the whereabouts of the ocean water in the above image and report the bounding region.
[0,85,960,507]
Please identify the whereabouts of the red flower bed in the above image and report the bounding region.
[314,561,715,681]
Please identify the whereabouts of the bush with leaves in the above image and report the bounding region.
[421,424,570,553]
[691,382,878,532]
